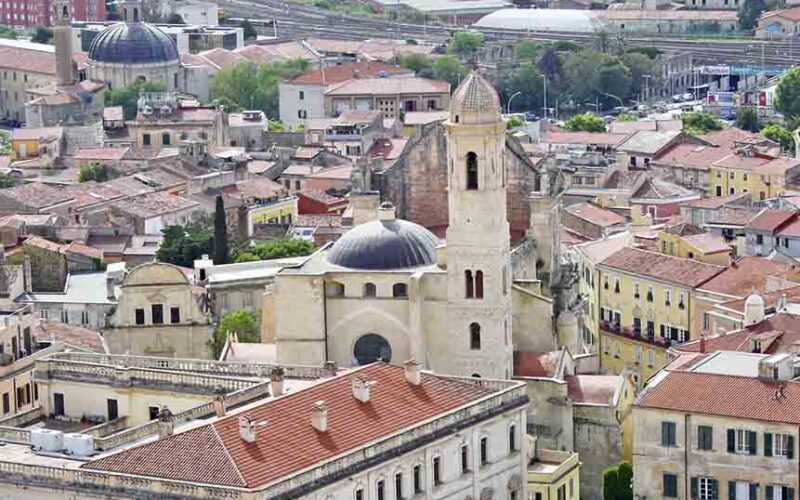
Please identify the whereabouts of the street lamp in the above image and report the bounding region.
[542,75,548,120]
[642,74,651,103]
[507,91,522,115]
[601,92,624,109]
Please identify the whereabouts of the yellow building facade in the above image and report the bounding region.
[527,441,581,500]
[708,156,800,201]
[247,197,298,236]
[657,230,732,266]
[596,248,724,388]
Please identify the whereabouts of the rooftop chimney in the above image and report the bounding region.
[324,360,337,377]
[311,400,328,432]
[745,293,765,325]
[351,377,376,403]
[403,358,421,386]
[157,406,174,438]
[271,367,285,396]
[699,335,706,354]
[378,201,396,223]
[212,394,226,417]
[238,416,267,443]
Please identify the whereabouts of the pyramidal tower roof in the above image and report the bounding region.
[449,71,501,125]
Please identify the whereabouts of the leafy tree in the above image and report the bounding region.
[736,107,761,131]
[537,47,563,83]
[682,111,723,135]
[78,163,108,183]
[448,30,484,58]
[233,252,261,263]
[0,173,15,188]
[762,124,795,153]
[105,80,167,120]
[501,62,544,114]
[616,113,636,122]
[400,53,432,74]
[626,47,662,59]
[211,310,260,358]
[0,25,15,40]
[31,26,53,44]
[775,67,800,120]
[515,41,542,60]
[564,50,630,105]
[432,55,467,88]
[596,64,632,106]
[603,462,633,500]
[738,0,768,30]
[156,225,212,268]
[211,59,309,119]
[564,113,606,132]
[253,239,314,260]
[267,121,284,131]
[212,196,228,265]
[553,40,581,52]
[241,18,257,40]
[212,96,242,113]
[166,13,186,24]
[506,115,525,129]
[621,52,660,99]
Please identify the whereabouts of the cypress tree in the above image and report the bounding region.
[212,195,228,265]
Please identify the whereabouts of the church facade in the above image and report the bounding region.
[270,73,514,379]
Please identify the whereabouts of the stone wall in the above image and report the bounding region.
[22,245,66,293]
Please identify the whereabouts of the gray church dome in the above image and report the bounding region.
[89,22,179,65]
[327,204,439,270]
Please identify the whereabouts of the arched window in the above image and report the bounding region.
[470,323,481,350]
[465,270,474,299]
[475,271,484,299]
[353,333,392,365]
[162,133,171,146]
[325,281,345,297]
[133,7,139,22]
[62,5,68,18]
[392,283,408,298]
[509,424,517,452]
[363,282,376,297]
[466,152,478,190]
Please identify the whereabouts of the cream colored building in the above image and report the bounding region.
[269,73,514,379]
[634,351,799,500]
[528,441,581,500]
[104,262,213,359]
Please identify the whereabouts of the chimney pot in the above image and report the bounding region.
[238,416,266,443]
[699,335,706,354]
[212,394,226,417]
[351,377,376,403]
[157,406,174,438]
[271,367,285,396]
[403,358,421,385]
[311,400,328,432]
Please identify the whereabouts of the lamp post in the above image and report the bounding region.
[507,91,522,115]
[601,92,624,109]
[542,75,548,120]
[642,74,651,103]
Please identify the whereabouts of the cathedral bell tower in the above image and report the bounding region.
[441,72,513,379]
[52,0,75,86]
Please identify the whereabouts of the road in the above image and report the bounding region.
[219,0,800,67]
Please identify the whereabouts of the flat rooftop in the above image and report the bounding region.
[688,351,767,377]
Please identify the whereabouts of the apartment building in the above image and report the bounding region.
[0,0,105,27]
[634,351,800,499]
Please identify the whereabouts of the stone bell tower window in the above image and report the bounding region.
[466,152,478,190]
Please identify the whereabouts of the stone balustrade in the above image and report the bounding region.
[0,426,31,445]
[0,406,42,428]
[83,417,129,438]
[45,352,332,380]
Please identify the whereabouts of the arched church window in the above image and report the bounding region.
[475,271,484,299]
[465,270,474,299]
[363,282,376,297]
[353,333,392,365]
[470,323,481,350]
[466,152,478,190]
[325,281,345,297]
[392,283,408,298]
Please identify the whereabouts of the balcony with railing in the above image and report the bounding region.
[600,321,672,349]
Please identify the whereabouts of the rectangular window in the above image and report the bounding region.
[170,307,180,324]
[698,425,713,450]
[413,465,422,493]
[766,432,795,459]
[461,444,469,473]
[480,437,488,465]
[433,457,441,485]
[377,480,385,500]
[135,308,145,325]
[509,424,517,452]
[299,90,305,100]
[395,473,403,499]
[355,488,363,500]
[557,485,566,500]
[634,282,640,298]
[729,429,757,455]
[662,421,677,447]
[148,406,160,420]
[1,393,7,414]
[698,477,718,500]
[665,289,672,306]
[143,133,151,146]
[766,485,795,500]
[663,474,678,497]
[648,349,655,366]
[151,304,164,325]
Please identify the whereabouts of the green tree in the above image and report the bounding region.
[167,13,186,24]
[603,462,633,500]
[233,252,261,263]
[0,25,15,40]
[564,50,631,105]
[537,47,563,83]
[738,0,768,29]
[78,163,108,183]
[400,53,432,74]
[432,55,467,88]
[775,67,800,120]
[253,239,314,260]
[448,30,484,58]
[617,113,636,122]
[0,173,15,188]
[156,225,212,268]
[241,18,257,40]
[105,80,167,120]
[506,115,524,129]
[683,111,723,135]
[564,113,606,132]
[553,40,581,52]
[31,26,53,44]
[626,47,662,59]
[212,196,228,265]
[501,62,544,114]
[515,41,541,60]
[621,52,661,99]
[211,59,309,119]
[211,310,260,358]
[762,124,795,153]
[736,107,761,131]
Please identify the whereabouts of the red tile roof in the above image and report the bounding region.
[778,217,800,237]
[514,351,562,378]
[760,7,800,22]
[747,209,797,232]
[288,62,412,86]
[680,193,750,209]
[699,128,762,149]
[678,311,800,354]
[637,370,800,425]
[653,143,731,170]
[83,363,497,488]
[566,375,620,406]
[564,202,626,227]
[541,132,628,147]
[35,321,106,353]
[699,257,800,297]
[325,77,449,96]
[600,247,724,287]
[682,232,732,254]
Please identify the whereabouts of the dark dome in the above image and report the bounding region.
[327,219,439,270]
[89,22,179,64]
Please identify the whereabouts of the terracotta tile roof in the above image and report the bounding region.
[0,44,55,74]
[83,363,496,488]
[653,143,731,170]
[10,127,63,142]
[747,209,797,231]
[778,217,800,237]
[677,311,800,354]
[247,160,275,175]
[35,321,106,353]
[632,178,696,201]
[699,256,800,296]
[295,213,343,228]
[713,152,773,171]
[760,7,800,22]
[369,137,408,161]
[197,47,244,69]
[699,128,762,149]
[228,178,285,200]
[23,235,64,253]
[297,189,346,206]
[680,193,750,209]
[564,202,626,227]
[600,247,724,287]
[706,207,759,226]
[288,62,412,86]
[565,375,619,406]
[232,44,281,65]
[103,107,124,122]
[63,241,103,259]
[0,183,72,209]
[541,131,628,147]
[308,164,352,180]
[111,192,199,219]
[325,77,449,96]
[248,40,319,60]
[637,370,800,425]
[74,147,128,161]
[682,232,732,254]
[609,119,682,135]
[514,351,561,377]
[617,130,685,155]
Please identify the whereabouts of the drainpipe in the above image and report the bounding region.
[322,279,329,364]
[685,413,691,500]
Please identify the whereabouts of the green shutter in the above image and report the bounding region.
[729,481,737,500]
[765,433,773,457]
[750,483,758,500]
[787,487,795,500]
[728,429,736,453]
[749,431,758,455]
[691,477,699,499]
[711,479,719,500]
[788,436,795,459]
[766,485,774,500]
